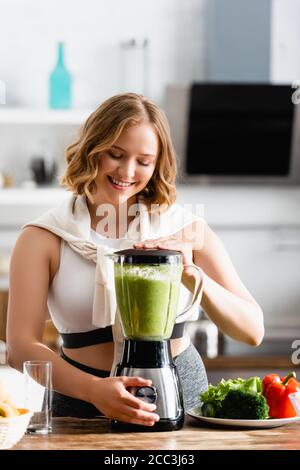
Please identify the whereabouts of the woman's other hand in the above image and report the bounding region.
[134,237,194,266]
[133,237,201,291]
[89,376,160,426]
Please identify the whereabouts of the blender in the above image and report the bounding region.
[108,248,201,432]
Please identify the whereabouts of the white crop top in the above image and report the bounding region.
[47,229,197,334]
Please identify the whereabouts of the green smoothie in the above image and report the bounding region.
[114,263,182,340]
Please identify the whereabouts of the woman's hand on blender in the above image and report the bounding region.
[134,237,202,290]
[89,376,160,426]
[134,237,193,268]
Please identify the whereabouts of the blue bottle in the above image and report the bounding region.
[49,42,72,109]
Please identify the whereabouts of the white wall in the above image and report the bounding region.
[207,0,271,82]
[271,0,300,83]
[0,0,207,108]
[206,0,300,84]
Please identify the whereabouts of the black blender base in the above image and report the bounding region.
[110,415,184,433]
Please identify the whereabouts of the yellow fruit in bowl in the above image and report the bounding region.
[0,408,32,450]
[0,381,21,418]
[0,401,20,418]
[0,381,32,449]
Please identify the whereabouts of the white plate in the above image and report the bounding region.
[187,407,300,428]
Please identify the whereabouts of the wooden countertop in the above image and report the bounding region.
[12,415,300,450]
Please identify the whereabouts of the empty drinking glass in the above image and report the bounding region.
[23,361,52,434]
[289,391,300,416]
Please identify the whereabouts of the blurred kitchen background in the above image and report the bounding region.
[1,0,300,396]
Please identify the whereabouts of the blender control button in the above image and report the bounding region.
[135,386,157,404]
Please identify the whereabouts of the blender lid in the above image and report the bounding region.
[113,248,182,264]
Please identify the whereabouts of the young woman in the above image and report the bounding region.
[6,93,264,426]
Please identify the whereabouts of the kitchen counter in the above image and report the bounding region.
[12,415,300,450]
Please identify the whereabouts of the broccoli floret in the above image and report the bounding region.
[217,389,269,420]
[201,403,217,418]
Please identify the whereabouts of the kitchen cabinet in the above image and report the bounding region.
[0,188,67,291]
[214,226,300,356]
[203,355,300,385]
[217,227,300,329]
[0,291,8,341]
[0,230,18,290]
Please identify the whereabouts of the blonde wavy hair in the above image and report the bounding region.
[60,93,177,210]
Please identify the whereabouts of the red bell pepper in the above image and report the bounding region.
[262,373,281,393]
[263,372,300,419]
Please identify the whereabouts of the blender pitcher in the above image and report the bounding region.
[108,248,202,341]
[107,248,202,432]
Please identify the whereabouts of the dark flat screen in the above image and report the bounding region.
[186,84,294,176]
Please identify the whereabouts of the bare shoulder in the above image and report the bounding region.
[15,225,61,252]
[12,226,61,281]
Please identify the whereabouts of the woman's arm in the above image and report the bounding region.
[6,227,159,426]
[134,221,264,347]
[7,227,93,399]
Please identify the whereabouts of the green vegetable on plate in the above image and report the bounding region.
[200,376,269,420]
[217,389,269,420]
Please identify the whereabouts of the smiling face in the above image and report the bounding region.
[61,93,177,212]
[94,122,159,207]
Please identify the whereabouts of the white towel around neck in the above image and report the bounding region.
[23,192,204,332]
